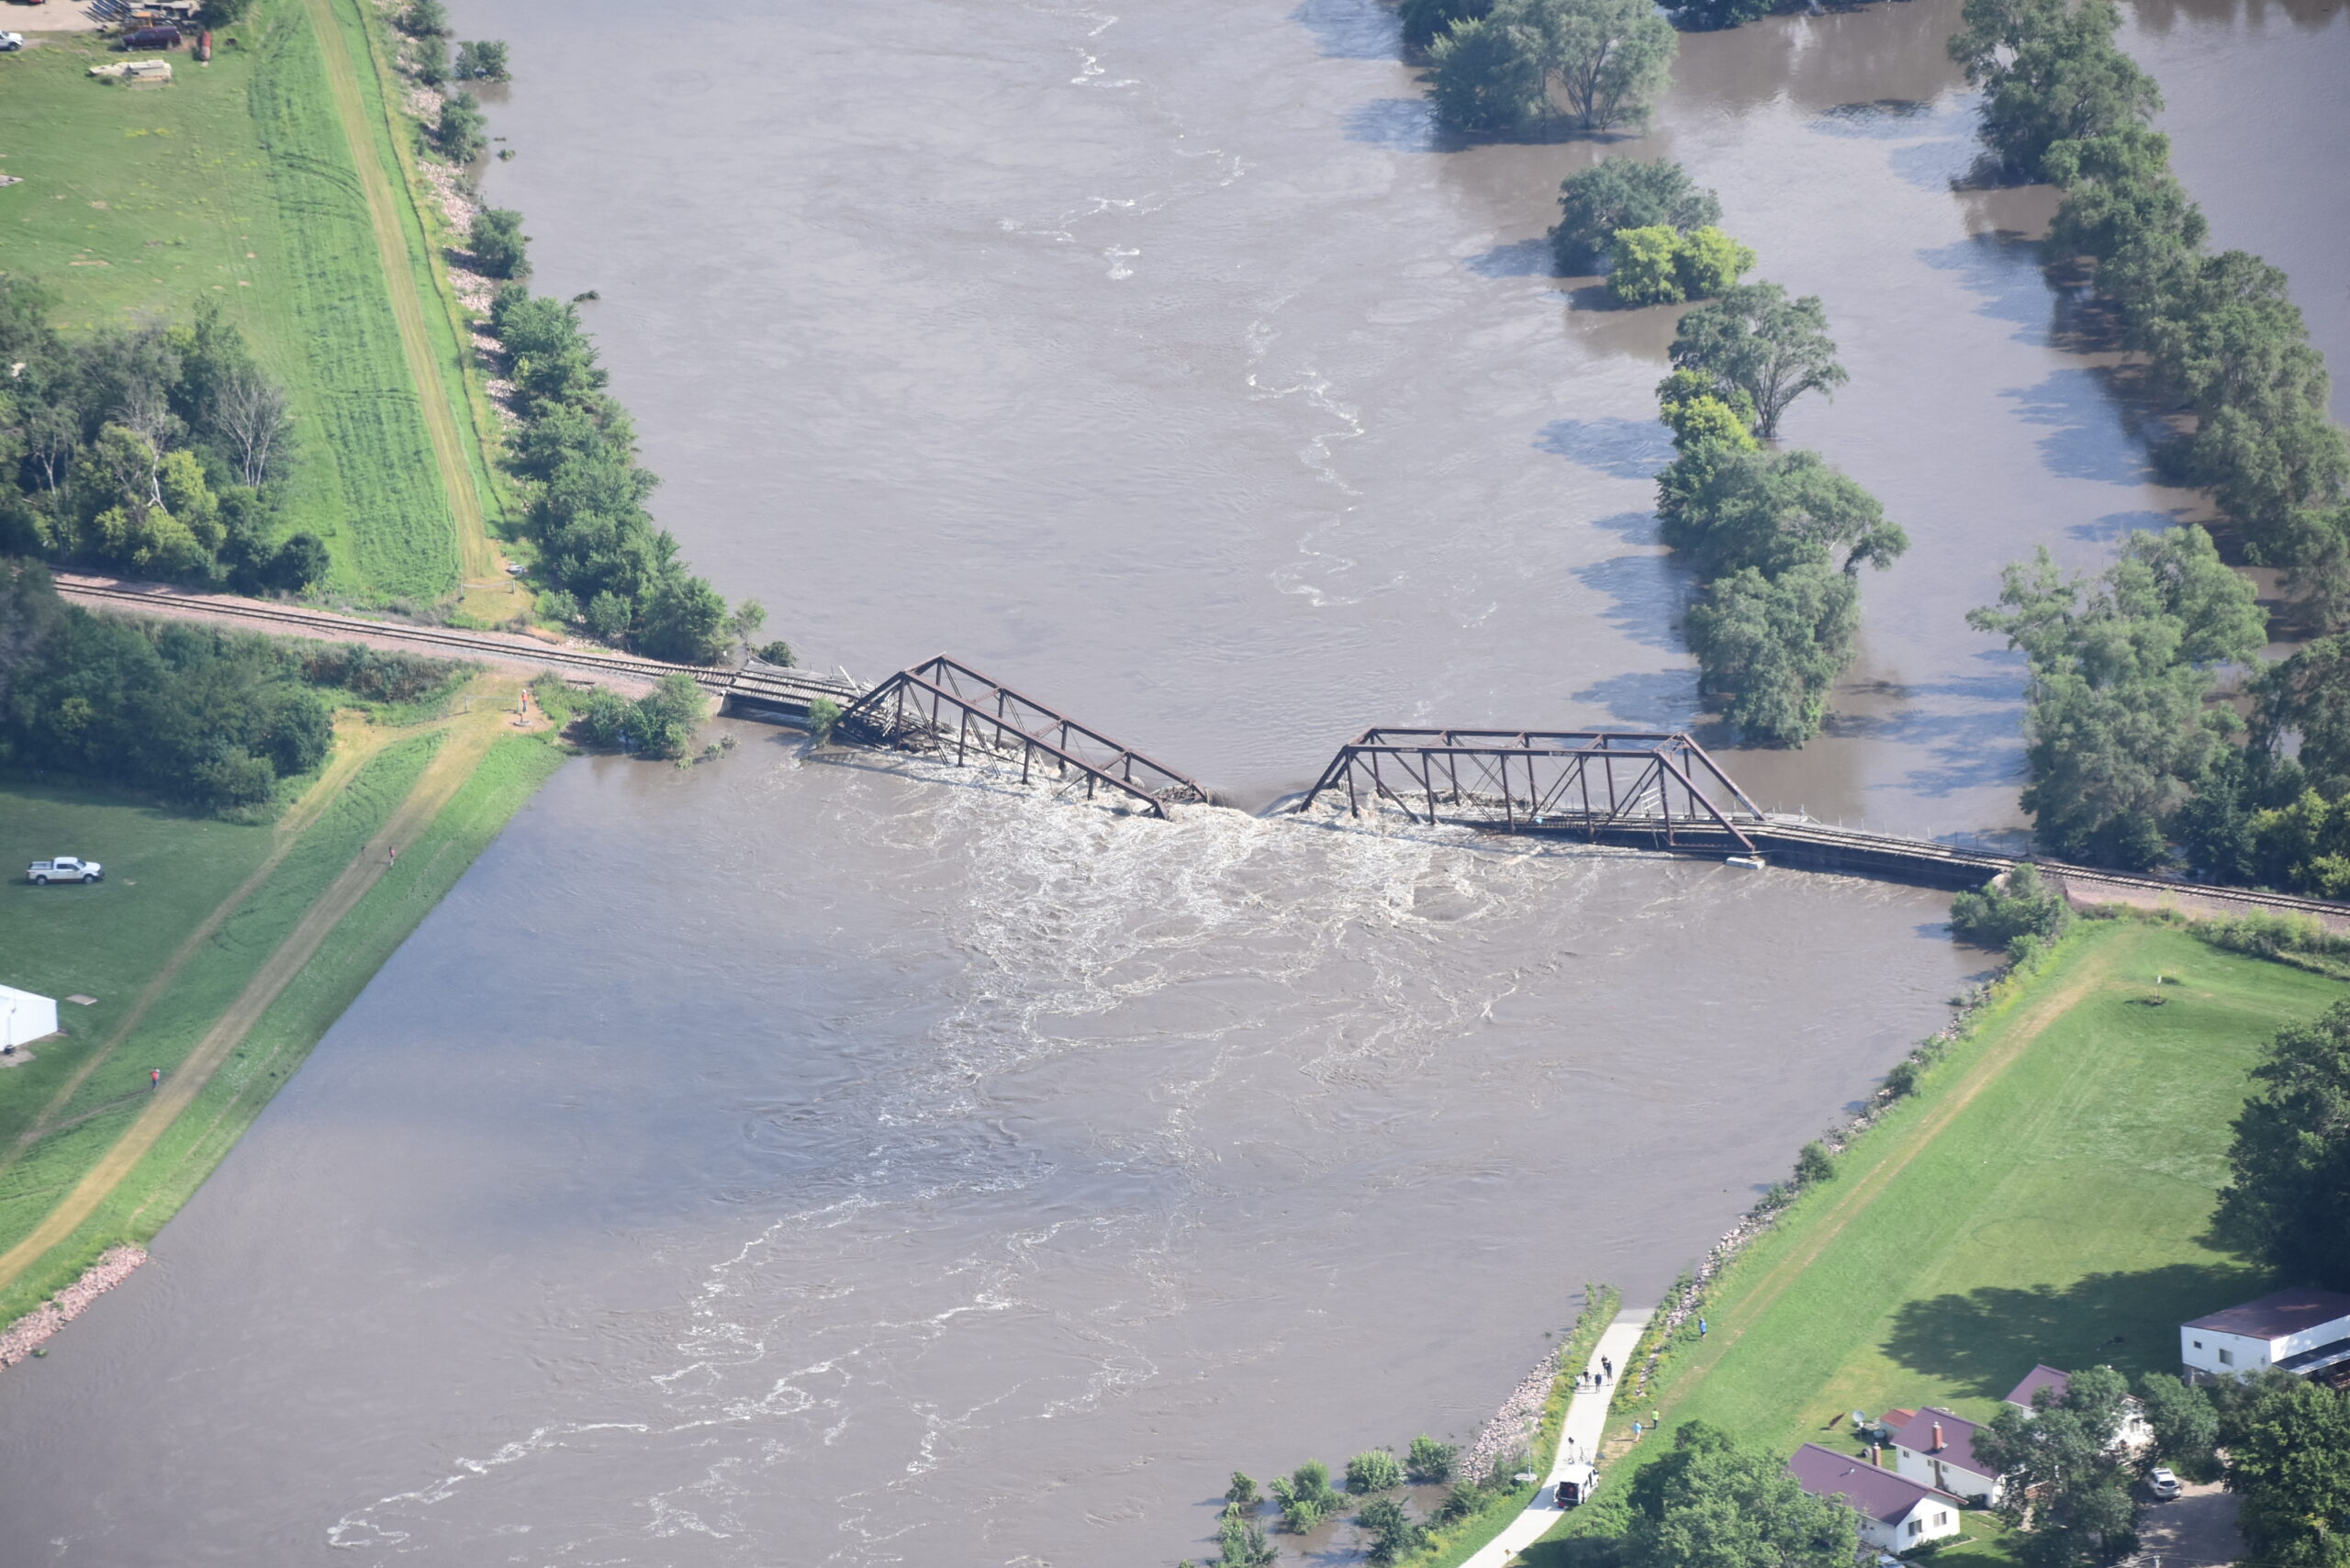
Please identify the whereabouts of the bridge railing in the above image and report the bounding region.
[836,655,1209,819]
[1297,729,1767,851]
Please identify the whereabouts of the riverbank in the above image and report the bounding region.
[1517,915,2346,1566]
[0,671,567,1333]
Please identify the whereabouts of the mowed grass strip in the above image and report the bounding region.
[0,6,460,603]
[0,736,441,1260]
[1526,920,2344,1559]
[0,720,565,1327]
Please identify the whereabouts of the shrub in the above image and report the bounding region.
[1224,1472,1261,1509]
[754,638,796,668]
[272,532,329,591]
[1347,1450,1405,1494]
[808,696,843,746]
[1949,862,2071,952]
[399,0,448,38]
[1269,1461,1342,1534]
[435,91,487,162]
[1405,1434,1457,1484]
[469,208,529,280]
[453,39,509,81]
[1354,1495,1430,1564]
[1795,1141,1836,1186]
[1885,1058,1922,1100]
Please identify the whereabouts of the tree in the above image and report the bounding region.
[1669,284,1848,439]
[725,598,767,660]
[1551,158,1720,273]
[1400,0,1494,51]
[624,673,706,760]
[2135,1372,2220,1482]
[1974,1366,2137,1568]
[1533,0,1677,132]
[469,208,530,280]
[1224,1473,1261,1510]
[1608,226,1686,305]
[435,91,487,163]
[1950,862,2071,955]
[1657,444,1906,579]
[1347,1450,1405,1494]
[1685,562,1859,747]
[212,364,291,488]
[1970,528,2265,867]
[1427,15,1548,132]
[2220,1372,2350,1568]
[2217,1001,2350,1292]
[1622,1422,1859,1568]
[2259,637,2350,792]
[1214,1511,1280,1567]
[1656,369,1756,454]
[1669,0,1771,29]
[637,574,729,665]
[1405,1435,1457,1484]
[1948,0,2160,179]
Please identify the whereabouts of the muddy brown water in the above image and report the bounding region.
[0,1,2341,1562]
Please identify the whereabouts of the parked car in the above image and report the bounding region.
[2148,1466,2182,1501]
[27,856,103,886]
[122,26,183,49]
[0,33,25,53]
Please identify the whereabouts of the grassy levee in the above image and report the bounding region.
[1521,919,2344,1565]
[0,694,566,1329]
[0,6,461,603]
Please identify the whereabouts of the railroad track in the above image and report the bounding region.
[55,577,862,711]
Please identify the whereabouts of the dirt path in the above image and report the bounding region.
[1663,939,2117,1383]
[298,0,496,585]
[0,705,509,1297]
[1,719,398,1168]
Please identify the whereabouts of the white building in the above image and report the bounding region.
[2003,1364,2154,1451]
[1788,1444,1965,1552]
[2181,1289,2350,1383]
[1887,1408,2003,1506]
[0,984,59,1050]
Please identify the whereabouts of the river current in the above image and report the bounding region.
[2,0,2343,1562]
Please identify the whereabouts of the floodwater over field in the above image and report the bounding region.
[2,0,2344,1562]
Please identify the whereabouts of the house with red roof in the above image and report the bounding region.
[1788,1443,1965,1552]
[2002,1363,2152,1450]
[1887,1407,2001,1506]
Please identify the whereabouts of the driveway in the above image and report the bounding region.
[2134,1479,2241,1567]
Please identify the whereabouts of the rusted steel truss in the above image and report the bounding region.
[1297,729,1765,851]
[836,655,1209,819]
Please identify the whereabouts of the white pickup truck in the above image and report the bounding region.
[27,856,103,886]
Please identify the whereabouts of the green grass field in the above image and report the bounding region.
[0,3,463,602]
[0,708,565,1327]
[1524,918,2345,1563]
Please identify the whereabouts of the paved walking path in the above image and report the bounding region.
[1459,1309,1653,1568]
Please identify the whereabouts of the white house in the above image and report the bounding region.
[2181,1289,2350,1383]
[1887,1407,2002,1506]
[0,984,58,1050]
[1788,1444,1965,1552]
[2003,1364,2154,1451]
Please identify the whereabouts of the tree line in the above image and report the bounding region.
[0,558,457,813]
[390,7,778,670]
[1951,0,2350,880]
[0,280,319,596]
[1408,2,1899,749]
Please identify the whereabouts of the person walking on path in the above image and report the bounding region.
[149,1068,161,1090]
[386,845,397,868]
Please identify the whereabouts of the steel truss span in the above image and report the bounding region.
[836,655,1210,819]
[1296,729,1768,851]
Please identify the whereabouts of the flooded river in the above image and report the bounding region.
[0,0,2341,1562]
